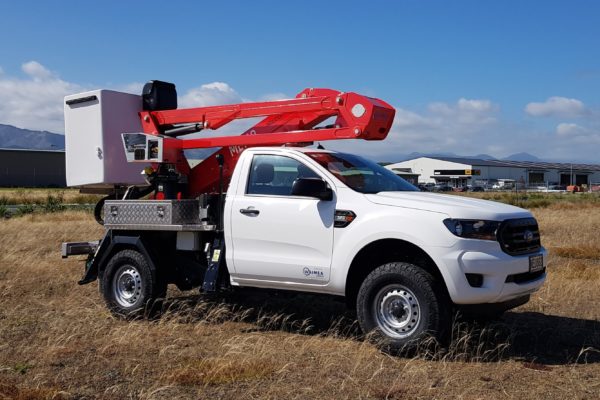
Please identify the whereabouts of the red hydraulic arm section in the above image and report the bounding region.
[139,88,395,197]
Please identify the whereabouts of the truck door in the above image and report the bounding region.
[229,154,335,284]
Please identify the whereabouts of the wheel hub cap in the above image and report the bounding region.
[113,266,142,308]
[374,286,421,339]
[389,300,407,319]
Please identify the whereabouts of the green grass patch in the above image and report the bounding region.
[13,362,33,375]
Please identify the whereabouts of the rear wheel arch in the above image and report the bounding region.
[93,233,165,291]
[345,238,449,308]
[98,234,158,273]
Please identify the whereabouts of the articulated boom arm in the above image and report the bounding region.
[139,88,395,196]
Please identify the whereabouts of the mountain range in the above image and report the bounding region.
[392,151,541,163]
[0,124,65,150]
[0,123,560,164]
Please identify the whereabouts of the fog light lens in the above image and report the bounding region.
[465,273,484,288]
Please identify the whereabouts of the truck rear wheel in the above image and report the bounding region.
[356,262,450,353]
[101,249,166,318]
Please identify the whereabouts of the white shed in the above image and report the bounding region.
[386,156,600,189]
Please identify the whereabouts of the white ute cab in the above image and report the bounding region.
[223,147,547,349]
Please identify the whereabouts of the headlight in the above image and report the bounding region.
[443,219,500,241]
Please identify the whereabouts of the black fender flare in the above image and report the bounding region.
[78,230,157,285]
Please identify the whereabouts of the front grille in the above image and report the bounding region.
[505,268,546,284]
[497,218,541,256]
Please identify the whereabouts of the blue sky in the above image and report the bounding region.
[0,1,599,162]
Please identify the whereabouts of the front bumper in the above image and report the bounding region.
[428,240,548,305]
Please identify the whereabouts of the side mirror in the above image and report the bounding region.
[291,178,333,201]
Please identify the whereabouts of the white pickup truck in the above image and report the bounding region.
[64,145,547,350]
[61,85,546,351]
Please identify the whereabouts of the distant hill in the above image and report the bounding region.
[0,124,64,150]
[387,151,560,163]
[502,152,541,162]
[474,154,497,160]
[394,152,498,162]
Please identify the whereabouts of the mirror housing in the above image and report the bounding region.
[291,178,333,201]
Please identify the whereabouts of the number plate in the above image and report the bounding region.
[529,254,544,273]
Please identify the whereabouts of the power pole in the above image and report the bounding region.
[570,163,573,186]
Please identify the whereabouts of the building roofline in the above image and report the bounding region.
[394,155,600,172]
[0,148,65,153]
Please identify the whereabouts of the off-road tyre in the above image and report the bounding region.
[356,262,450,354]
[101,249,167,318]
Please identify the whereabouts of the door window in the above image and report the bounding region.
[246,155,320,196]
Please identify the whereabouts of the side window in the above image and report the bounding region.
[246,154,320,196]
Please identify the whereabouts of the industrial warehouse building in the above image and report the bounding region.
[386,156,600,189]
[0,148,66,187]
[2,148,599,190]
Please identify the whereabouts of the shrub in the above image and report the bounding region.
[15,204,35,216]
[43,192,65,213]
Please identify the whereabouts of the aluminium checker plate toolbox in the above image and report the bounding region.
[103,200,215,231]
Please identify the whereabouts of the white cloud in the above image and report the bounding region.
[390,98,498,147]
[0,61,148,133]
[429,98,494,116]
[0,61,86,132]
[393,109,434,130]
[22,61,54,81]
[555,122,600,145]
[328,98,500,158]
[556,122,586,136]
[525,96,585,118]
[0,62,248,133]
[457,98,493,112]
[426,98,497,125]
[177,82,268,140]
[179,82,242,108]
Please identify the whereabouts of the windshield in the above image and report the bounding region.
[306,152,418,194]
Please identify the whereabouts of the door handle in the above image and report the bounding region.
[239,208,260,216]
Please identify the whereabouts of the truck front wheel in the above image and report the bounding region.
[101,249,166,318]
[356,262,450,353]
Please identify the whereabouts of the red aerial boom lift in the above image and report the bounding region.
[135,82,395,198]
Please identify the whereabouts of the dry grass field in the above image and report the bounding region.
[0,200,599,399]
[0,189,100,206]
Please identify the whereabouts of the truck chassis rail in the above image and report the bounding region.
[103,223,216,231]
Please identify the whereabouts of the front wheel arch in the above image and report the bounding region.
[345,238,449,309]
